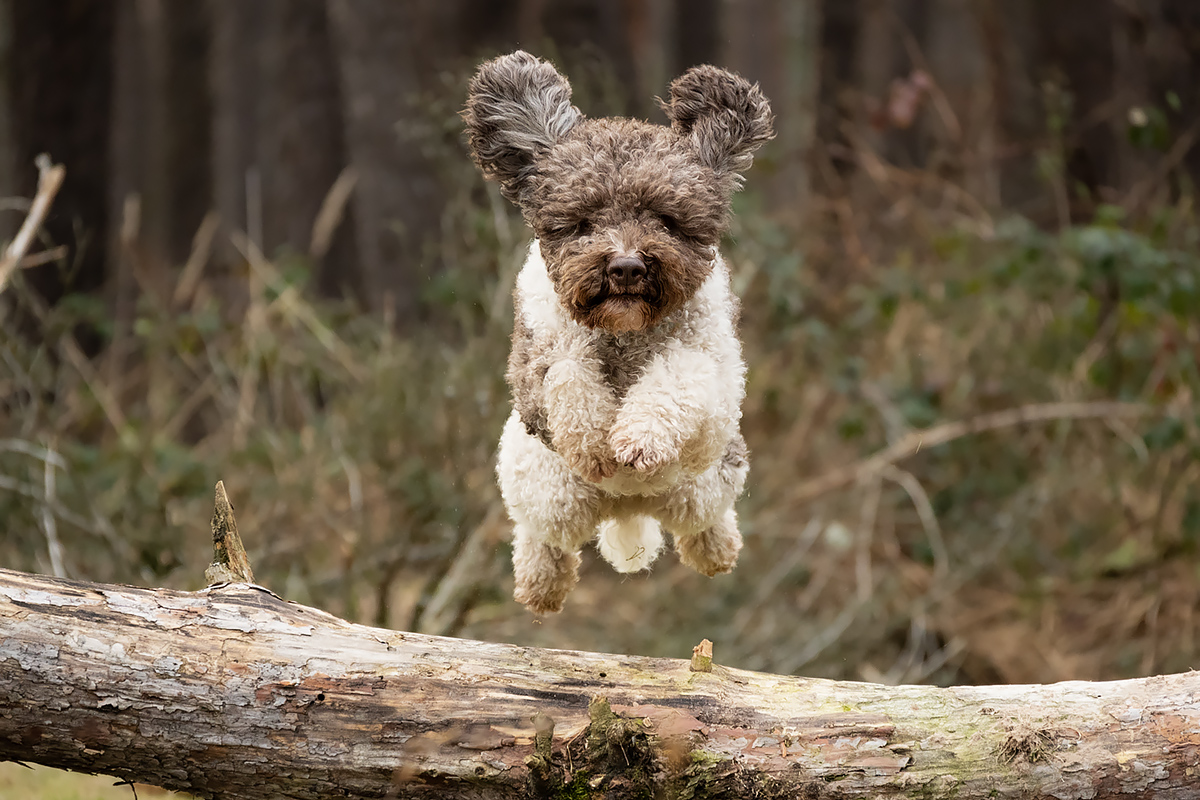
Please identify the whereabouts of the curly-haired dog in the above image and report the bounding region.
[464,51,773,613]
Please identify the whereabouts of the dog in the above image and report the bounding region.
[463,51,772,613]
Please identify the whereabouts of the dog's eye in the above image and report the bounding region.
[659,214,682,236]
[547,219,591,238]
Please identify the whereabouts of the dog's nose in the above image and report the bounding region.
[606,255,647,288]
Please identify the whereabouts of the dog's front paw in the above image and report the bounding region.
[566,449,619,483]
[610,423,680,473]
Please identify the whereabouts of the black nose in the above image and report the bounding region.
[606,255,647,288]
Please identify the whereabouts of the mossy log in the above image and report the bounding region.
[2,567,1200,799]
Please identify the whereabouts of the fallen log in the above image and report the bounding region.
[2,566,1200,799]
[3,482,1199,798]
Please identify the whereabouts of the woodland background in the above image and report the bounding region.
[1,5,1199,792]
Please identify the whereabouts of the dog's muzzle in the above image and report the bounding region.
[606,254,647,290]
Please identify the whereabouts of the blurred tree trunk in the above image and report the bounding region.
[0,1,16,247]
[924,0,996,206]
[721,0,821,213]
[1111,0,1200,209]
[776,0,821,211]
[672,0,719,75]
[257,0,359,301]
[816,0,860,175]
[326,0,446,321]
[623,0,672,120]
[211,0,362,301]
[107,0,150,375]
[108,0,212,342]
[1159,0,1200,183]
[163,2,214,267]
[6,0,114,350]
[1031,0,1117,216]
[209,0,264,269]
[976,0,1044,214]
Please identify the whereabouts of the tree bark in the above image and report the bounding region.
[3,568,1200,798]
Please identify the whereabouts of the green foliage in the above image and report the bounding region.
[2,117,1198,694]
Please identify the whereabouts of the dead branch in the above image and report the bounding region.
[790,400,1152,505]
[204,480,254,584]
[0,155,66,293]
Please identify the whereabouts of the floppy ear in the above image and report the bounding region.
[463,51,583,204]
[662,65,774,182]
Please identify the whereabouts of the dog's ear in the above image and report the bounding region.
[663,65,774,182]
[463,51,582,204]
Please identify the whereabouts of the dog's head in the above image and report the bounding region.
[464,52,773,333]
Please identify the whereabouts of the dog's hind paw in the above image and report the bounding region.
[674,510,743,577]
[513,541,581,614]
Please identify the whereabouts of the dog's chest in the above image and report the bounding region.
[594,333,663,398]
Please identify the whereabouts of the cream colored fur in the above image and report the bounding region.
[497,242,748,613]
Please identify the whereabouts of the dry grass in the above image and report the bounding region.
[1,125,1198,696]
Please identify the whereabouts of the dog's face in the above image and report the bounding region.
[464,52,773,333]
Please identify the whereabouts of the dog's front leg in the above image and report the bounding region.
[610,344,719,473]
[543,340,620,483]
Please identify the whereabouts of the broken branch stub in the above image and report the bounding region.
[204,480,254,584]
[690,637,714,672]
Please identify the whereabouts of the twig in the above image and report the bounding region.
[888,11,963,144]
[4,274,128,432]
[0,155,66,294]
[41,443,66,579]
[416,505,505,637]
[205,481,255,584]
[881,465,949,584]
[227,233,269,450]
[780,594,872,674]
[232,232,366,381]
[159,373,217,443]
[10,245,68,270]
[855,473,882,604]
[0,475,102,536]
[790,401,1152,506]
[0,439,67,468]
[1124,118,1200,214]
[862,381,911,444]
[310,167,357,261]
[173,211,220,309]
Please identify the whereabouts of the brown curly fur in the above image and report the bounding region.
[464,51,771,613]
[464,51,773,335]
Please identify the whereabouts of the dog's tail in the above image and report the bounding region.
[597,516,664,573]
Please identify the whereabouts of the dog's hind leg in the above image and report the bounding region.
[498,412,605,612]
[673,508,743,576]
[656,433,749,577]
[512,527,583,613]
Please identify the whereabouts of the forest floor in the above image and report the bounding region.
[0,761,187,799]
